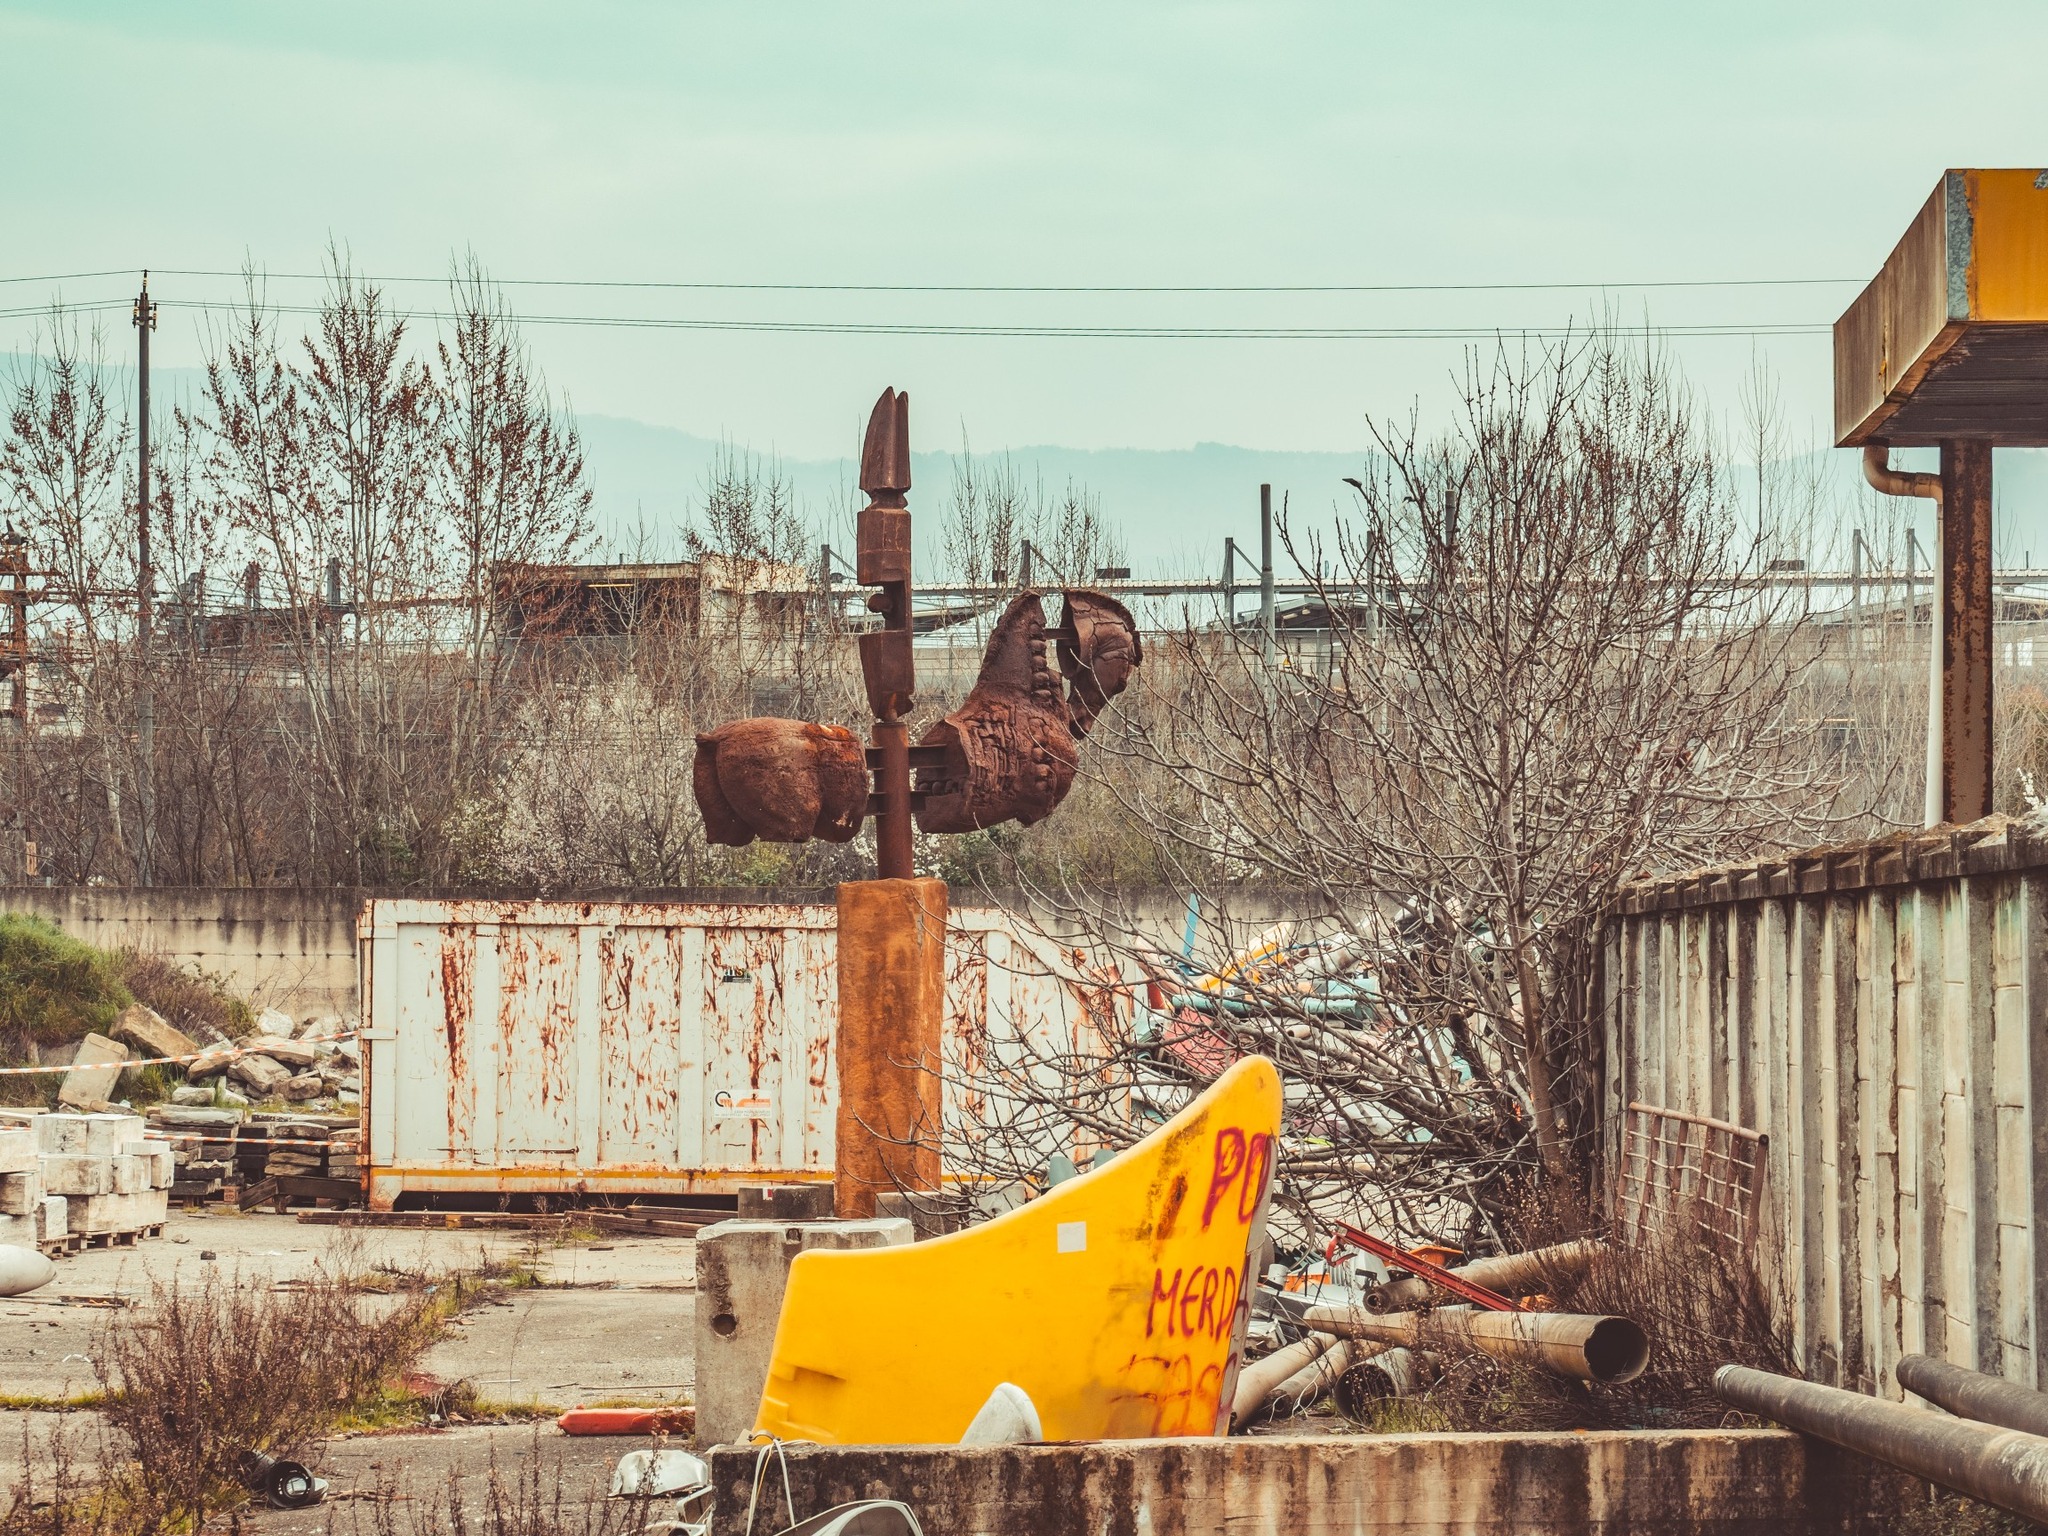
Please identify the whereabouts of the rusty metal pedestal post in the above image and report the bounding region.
[1939,440,1994,825]
[835,876,947,1218]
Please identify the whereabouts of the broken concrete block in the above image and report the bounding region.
[57,1035,129,1110]
[40,1156,113,1197]
[122,1143,175,1189]
[243,1036,317,1070]
[228,1054,293,1093]
[40,1195,67,1240]
[152,1106,244,1129]
[187,1046,238,1078]
[109,1003,201,1063]
[170,1086,216,1106]
[693,1217,912,1448]
[279,1074,326,1102]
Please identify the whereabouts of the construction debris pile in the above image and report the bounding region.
[0,1108,174,1253]
[1235,1234,1646,1432]
[176,1008,361,1111]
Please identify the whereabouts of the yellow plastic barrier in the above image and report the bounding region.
[753,1054,1283,1444]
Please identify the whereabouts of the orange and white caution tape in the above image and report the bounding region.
[0,1029,358,1076]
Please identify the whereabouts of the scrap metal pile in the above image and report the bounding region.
[1235,1230,1648,1431]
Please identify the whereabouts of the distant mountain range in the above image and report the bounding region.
[577,413,2048,578]
[576,414,1368,576]
[10,355,2048,576]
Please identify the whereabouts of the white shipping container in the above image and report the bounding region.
[360,898,1108,1209]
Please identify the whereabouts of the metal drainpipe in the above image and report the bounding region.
[1863,445,1944,827]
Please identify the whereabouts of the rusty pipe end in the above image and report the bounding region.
[1863,444,1942,505]
[1583,1316,1651,1384]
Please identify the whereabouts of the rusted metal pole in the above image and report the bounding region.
[1897,1354,2048,1438]
[1716,1364,2048,1524]
[1941,440,1994,824]
[1366,1239,1605,1314]
[872,717,914,879]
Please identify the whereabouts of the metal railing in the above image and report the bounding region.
[1616,1100,1769,1256]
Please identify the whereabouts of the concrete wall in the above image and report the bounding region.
[1604,814,2048,1398]
[0,885,362,1016]
[0,883,1334,1018]
[705,1431,1867,1536]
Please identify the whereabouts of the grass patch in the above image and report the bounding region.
[0,913,131,1047]
[0,1391,108,1413]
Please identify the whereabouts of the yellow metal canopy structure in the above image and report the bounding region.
[1836,168,2048,447]
[753,1054,1284,1445]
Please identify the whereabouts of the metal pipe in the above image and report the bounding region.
[1300,1306,1649,1384]
[1268,1339,1360,1418]
[1897,1354,2048,1439]
[1715,1363,2048,1524]
[1863,445,1945,828]
[1336,1348,1440,1414]
[1367,1239,1605,1314]
[1259,484,1275,667]
[1229,1333,1336,1427]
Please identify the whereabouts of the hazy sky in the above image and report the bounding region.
[4,1,2045,459]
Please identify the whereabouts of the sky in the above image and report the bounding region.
[2,2,2045,509]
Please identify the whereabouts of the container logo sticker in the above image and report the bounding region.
[713,1089,774,1120]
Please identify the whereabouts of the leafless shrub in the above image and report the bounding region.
[88,1250,439,1531]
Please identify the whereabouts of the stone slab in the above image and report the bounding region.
[56,1035,128,1110]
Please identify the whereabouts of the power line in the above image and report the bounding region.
[138,298,1826,341]
[3,267,1865,296]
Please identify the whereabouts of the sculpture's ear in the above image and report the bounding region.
[692,729,755,847]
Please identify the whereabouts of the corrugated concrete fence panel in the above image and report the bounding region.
[1606,818,2048,1399]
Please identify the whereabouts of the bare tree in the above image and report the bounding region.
[929,333,1890,1249]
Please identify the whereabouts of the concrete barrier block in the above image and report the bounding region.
[40,1195,67,1240]
[40,1156,113,1197]
[33,1115,87,1156]
[82,1114,144,1158]
[693,1216,912,1449]
[0,1169,39,1215]
[0,1127,34,1174]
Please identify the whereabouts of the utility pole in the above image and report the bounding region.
[1259,484,1276,667]
[133,274,157,887]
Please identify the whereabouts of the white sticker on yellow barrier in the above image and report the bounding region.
[1056,1221,1087,1253]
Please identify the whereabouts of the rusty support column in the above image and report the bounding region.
[835,876,946,1217]
[1940,440,1994,823]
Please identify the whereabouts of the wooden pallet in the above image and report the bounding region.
[38,1234,82,1257]
[82,1229,141,1249]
